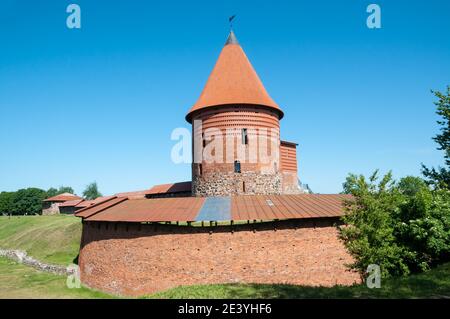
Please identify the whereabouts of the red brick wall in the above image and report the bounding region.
[191,105,282,196]
[79,219,361,297]
[280,142,298,173]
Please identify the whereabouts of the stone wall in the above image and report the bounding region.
[42,202,61,215]
[192,170,282,196]
[0,249,73,275]
[79,219,361,297]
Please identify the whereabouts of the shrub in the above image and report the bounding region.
[340,171,450,278]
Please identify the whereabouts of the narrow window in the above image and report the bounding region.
[234,160,241,173]
[202,133,206,148]
[242,128,248,145]
[242,181,246,193]
[199,163,203,176]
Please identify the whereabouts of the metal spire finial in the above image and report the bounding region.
[228,15,236,31]
[225,15,239,45]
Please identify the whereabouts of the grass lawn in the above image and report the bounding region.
[150,262,450,298]
[0,257,112,299]
[0,215,81,265]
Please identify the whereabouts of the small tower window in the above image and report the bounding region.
[234,160,241,173]
[242,128,248,145]
[199,164,203,176]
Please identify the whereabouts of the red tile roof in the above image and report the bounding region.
[115,190,149,199]
[76,194,352,223]
[43,193,83,202]
[74,196,116,208]
[75,197,127,219]
[145,182,192,195]
[58,199,85,207]
[186,31,283,122]
[81,197,205,222]
[231,194,352,220]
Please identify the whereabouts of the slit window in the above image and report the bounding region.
[242,128,248,145]
[199,164,203,176]
[234,160,241,173]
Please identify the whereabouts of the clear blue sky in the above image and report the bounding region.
[0,0,449,195]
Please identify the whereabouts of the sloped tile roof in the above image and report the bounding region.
[186,31,283,122]
[76,194,352,223]
[43,193,82,202]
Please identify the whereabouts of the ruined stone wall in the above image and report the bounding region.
[79,219,361,297]
[42,202,61,215]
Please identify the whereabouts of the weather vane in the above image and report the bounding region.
[229,14,236,30]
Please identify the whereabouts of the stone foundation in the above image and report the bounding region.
[192,171,282,196]
[42,202,61,215]
[79,219,361,297]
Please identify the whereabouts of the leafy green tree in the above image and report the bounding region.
[397,176,428,197]
[341,171,409,278]
[11,188,47,215]
[0,192,14,214]
[422,86,450,188]
[394,186,450,272]
[82,182,102,200]
[57,186,74,194]
[46,187,58,198]
[46,186,74,198]
[340,171,450,278]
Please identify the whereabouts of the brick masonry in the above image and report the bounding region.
[79,219,361,296]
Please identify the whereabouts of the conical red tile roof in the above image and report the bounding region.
[186,31,283,122]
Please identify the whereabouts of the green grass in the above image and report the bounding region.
[0,257,113,299]
[0,215,81,265]
[150,262,450,298]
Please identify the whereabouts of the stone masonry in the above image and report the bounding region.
[192,171,282,196]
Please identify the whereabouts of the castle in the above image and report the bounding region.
[75,31,360,296]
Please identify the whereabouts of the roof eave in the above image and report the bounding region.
[185,103,284,123]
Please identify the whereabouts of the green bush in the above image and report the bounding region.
[340,171,450,278]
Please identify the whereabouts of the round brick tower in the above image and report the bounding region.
[186,31,286,196]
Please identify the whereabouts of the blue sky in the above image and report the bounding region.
[0,0,449,195]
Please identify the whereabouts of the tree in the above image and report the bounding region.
[11,188,47,215]
[46,186,75,198]
[340,171,409,278]
[83,182,102,200]
[57,186,74,194]
[0,192,14,214]
[397,176,427,197]
[422,86,450,188]
[46,188,58,198]
[340,171,450,278]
